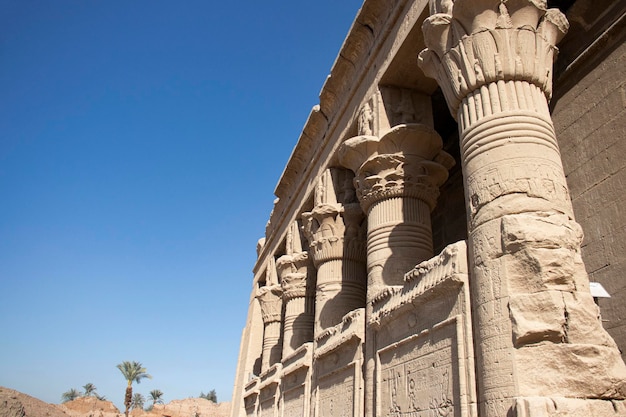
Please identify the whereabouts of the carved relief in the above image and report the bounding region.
[257,282,283,372]
[419,0,569,119]
[318,368,355,417]
[379,321,458,417]
[339,124,453,213]
[256,284,283,325]
[338,124,455,292]
[358,100,374,136]
[378,86,434,128]
[465,157,572,226]
[302,168,367,337]
[282,387,305,417]
[277,220,313,301]
[302,168,365,265]
[278,221,315,358]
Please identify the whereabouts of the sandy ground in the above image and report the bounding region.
[0,388,230,417]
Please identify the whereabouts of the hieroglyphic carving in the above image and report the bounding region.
[465,157,572,226]
[282,387,305,417]
[379,320,458,417]
[318,367,355,417]
[418,2,626,414]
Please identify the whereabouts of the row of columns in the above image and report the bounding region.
[254,121,455,373]
[248,1,626,415]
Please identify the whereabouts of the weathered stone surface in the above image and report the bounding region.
[0,387,72,417]
[230,1,626,416]
[59,397,119,417]
[515,397,626,417]
[516,343,626,399]
[145,399,229,417]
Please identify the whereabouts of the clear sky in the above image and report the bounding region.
[0,0,363,409]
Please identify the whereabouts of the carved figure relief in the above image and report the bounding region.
[379,320,460,417]
[358,100,374,136]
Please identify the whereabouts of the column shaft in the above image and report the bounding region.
[419,2,626,414]
[303,168,367,340]
[256,284,283,373]
[367,196,433,296]
[261,321,281,372]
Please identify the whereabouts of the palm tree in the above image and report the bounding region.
[82,383,97,397]
[61,388,81,403]
[131,393,145,410]
[116,361,151,417]
[149,389,164,407]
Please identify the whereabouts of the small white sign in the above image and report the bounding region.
[590,282,611,298]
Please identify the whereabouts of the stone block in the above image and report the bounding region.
[516,344,626,399]
[562,291,617,347]
[501,214,582,253]
[515,397,626,417]
[509,291,566,347]
[505,248,577,294]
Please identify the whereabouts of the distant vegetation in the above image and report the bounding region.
[199,389,217,403]
[61,383,105,402]
[131,393,145,410]
[60,362,220,409]
[149,389,164,406]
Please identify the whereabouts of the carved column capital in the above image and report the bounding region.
[338,124,454,213]
[418,0,569,117]
[277,252,312,300]
[256,285,283,324]
[302,202,365,265]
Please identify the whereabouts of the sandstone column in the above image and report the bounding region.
[276,220,315,358]
[419,1,626,415]
[302,167,367,338]
[338,124,454,299]
[256,257,283,373]
[339,124,453,417]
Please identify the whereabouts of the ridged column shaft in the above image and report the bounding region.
[367,196,434,296]
[338,125,453,301]
[339,124,454,417]
[256,284,283,373]
[420,2,626,415]
[278,248,315,358]
[303,168,367,340]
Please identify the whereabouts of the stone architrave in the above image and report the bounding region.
[277,220,315,359]
[419,1,626,415]
[256,257,283,373]
[338,124,454,300]
[302,167,367,339]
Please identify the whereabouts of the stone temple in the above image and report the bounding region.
[230,0,626,416]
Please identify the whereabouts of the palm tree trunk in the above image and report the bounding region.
[124,385,132,417]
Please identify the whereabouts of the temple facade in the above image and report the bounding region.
[230,0,626,416]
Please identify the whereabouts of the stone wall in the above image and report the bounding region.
[230,1,626,416]
[555,37,626,361]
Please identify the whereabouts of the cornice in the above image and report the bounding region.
[254,0,432,277]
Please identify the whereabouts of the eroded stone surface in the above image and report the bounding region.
[230,1,626,416]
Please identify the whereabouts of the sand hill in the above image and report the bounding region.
[0,388,229,417]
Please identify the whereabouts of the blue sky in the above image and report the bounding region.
[0,0,363,409]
